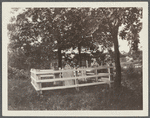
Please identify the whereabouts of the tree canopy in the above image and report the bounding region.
[7,7,142,89]
[86,7,142,88]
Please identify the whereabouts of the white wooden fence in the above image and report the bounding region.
[30,66,114,94]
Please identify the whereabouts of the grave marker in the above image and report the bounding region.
[63,64,75,86]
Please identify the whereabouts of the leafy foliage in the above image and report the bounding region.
[89,7,142,88]
[64,8,100,66]
[7,8,70,68]
[8,66,28,80]
[7,7,143,88]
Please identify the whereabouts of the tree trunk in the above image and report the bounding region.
[58,47,62,68]
[112,27,122,89]
[78,44,82,67]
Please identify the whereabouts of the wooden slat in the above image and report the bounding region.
[86,73,95,75]
[101,77,110,84]
[31,69,54,72]
[40,74,54,77]
[97,73,111,76]
[41,84,77,91]
[37,77,75,83]
[32,80,113,91]
[36,73,110,83]
[31,72,110,83]
[77,66,114,71]
[78,81,107,87]
[30,70,54,74]
[31,70,67,74]
[41,81,111,91]
[31,66,114,74]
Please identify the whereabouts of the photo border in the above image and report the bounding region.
[2,1,149,117]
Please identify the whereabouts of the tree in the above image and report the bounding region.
[8,46,28,70]
[8,8,73,69]
[65,8,101,67]
[7,18,39,70]
[90,8,142,88]
[8,7,142,89]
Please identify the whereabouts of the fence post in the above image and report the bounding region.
[33,69,36,89]
[74,67,79,91]
[30,68,33,84]
[110,65,114,91]
[53,68,56,85]
[108,67,111,88]
[36,69,42,95]
[81,67,84,81]
[86,60,88,68]
[83,66,86,81]
[61,68,63,78]
[59,67,63,86]
[95,68,98,82]
[110,66,114,82]
[59,67,61,78]
[81,67,83,77]
[57,68,61,85]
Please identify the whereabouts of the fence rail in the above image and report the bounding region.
[30,66,114,94]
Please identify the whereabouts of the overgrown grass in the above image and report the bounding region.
[8,67,142,110]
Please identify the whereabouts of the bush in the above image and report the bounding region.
[121,64,142,93]
[122,64,140,78]
[8,66,29,80]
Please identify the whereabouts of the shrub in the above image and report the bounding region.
[121,64,142,93]
[122,64,140,79]
[8,66,29,80]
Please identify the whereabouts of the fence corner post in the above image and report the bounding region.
[30,68,33,72]
[36,69,42,95]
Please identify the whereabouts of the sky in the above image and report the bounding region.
[5,7,143,54]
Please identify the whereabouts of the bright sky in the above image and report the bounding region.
[4,7,143,53]
[118,24,143,53]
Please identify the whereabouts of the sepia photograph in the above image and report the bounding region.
[2,2,148,117]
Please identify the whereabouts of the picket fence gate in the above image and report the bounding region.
[30,66,114,94]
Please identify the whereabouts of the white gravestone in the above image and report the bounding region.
[63,64,75,86]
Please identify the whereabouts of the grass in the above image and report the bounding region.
[8,68,143,110]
